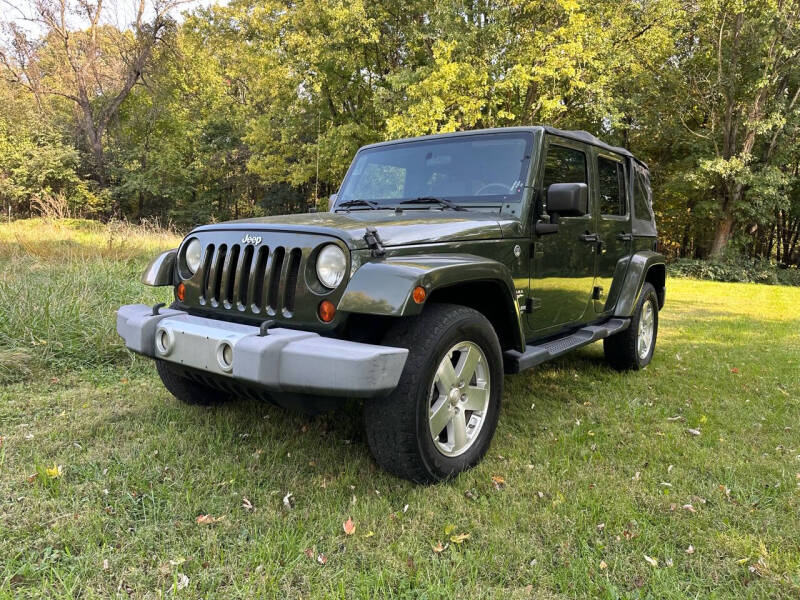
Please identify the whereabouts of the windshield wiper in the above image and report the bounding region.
[399,196,468,211]
[335,199,383,211]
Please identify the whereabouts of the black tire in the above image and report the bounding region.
[153,301,230,406]
[363,303,503,483]
[604,282,659,371]
[155,360,231,406]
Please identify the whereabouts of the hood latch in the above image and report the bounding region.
[364,226,386,258]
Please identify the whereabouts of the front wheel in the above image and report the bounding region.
[363,303,503,483]
[603,282,659,370]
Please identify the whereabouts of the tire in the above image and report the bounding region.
[155,360,231,406]
[363,303,503,483]
[604,282,659,371]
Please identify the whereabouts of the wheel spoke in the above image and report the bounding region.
[457,345,481,383]
[435,356,457,392]
[429,397,451,437]
[451,409,467,450]
[462,385,488,411]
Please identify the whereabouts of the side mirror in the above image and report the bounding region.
[546,183,588,217]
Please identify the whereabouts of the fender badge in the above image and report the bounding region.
[513,244,522,258]
[241,234,262,245]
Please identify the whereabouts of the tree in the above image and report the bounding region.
[0,0,189,199]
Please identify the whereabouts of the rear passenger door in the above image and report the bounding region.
[592,151,632,314]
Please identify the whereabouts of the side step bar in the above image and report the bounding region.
[504,318,630,374]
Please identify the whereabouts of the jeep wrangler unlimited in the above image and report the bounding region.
[118,126,665,483]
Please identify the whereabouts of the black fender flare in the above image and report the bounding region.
[613,250,666,317]
[338,254,525,351]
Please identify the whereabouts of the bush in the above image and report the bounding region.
[667,256,799,286]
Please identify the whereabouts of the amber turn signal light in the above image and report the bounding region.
[318,300,336,322]
[176,282,186,302]
[412,286,427,304]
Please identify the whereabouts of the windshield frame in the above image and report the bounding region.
[334,131,536,211]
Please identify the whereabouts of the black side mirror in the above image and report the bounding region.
[546,183,588,217]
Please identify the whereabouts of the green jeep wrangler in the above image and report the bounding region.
[118,126,665,483]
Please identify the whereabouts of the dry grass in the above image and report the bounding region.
[0,218,181,263]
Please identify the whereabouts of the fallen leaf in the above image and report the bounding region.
[730,367,739,374]
[597,523,605,531]
[402,504,409,513]
[242,497,253,511]
[450,532,470,544]
[343,517,356,536]
[685,545,695,554]
[317,554,327,565]
[643,555,658,567]
[364,531,374,538]
[491,475,506,490]
[666,558,674,567]
[46,464,62,479]
[195,514,223,525]
[283,492,294,510]
[444,524,456,535]
[176,573,189,590]
[431,541,447,554]
[682,504,696,513]
[632,471,641,481]
[102,559,109,571]
[686,428,701,436]
[303,548,314,558]
[599,560,608,570]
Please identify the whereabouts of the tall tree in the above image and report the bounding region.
[0,0,188,197]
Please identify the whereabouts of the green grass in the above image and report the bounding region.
[1,218,799,598]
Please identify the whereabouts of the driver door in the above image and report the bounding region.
[527,140,597,335]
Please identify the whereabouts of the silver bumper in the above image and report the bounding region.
[116,304,408,398]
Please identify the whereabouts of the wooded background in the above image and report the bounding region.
[1,0,799,263]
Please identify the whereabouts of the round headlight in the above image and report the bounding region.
[185,238,202,274]
[316,244,346,289]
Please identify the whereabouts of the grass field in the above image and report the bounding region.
[1,219,799,599]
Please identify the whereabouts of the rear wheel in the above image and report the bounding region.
[604,282,659,370]
[363,303,503,483]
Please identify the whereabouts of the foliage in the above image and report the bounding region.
[0,0,799,263]
[667,256,800,286]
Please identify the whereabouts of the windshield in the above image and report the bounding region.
[337,132,534,207]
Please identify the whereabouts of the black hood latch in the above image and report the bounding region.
[363,226,386,258]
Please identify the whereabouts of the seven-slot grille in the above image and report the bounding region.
[196,243,303,316]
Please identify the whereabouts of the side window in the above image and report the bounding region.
[542,145,587,188]
[597,156,627,216]
[633,170,653,222]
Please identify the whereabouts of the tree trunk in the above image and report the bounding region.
[710,215,734,257]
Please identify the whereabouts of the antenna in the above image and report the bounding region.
[314,111,320,208]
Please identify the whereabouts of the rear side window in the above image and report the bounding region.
[542,145,587,188]
[597,156,627,216]
[634,170,654,222]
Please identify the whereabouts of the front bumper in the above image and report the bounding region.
[116,304,408,398]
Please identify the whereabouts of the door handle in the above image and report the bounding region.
[579,233,599,243]
[616,232,633,241]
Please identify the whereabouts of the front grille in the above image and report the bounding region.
[196,243,304,317]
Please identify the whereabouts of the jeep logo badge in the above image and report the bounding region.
[241,234,262,245]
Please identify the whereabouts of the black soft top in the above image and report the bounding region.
[360,126,647,170]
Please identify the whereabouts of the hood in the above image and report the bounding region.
[191,210,520,249]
